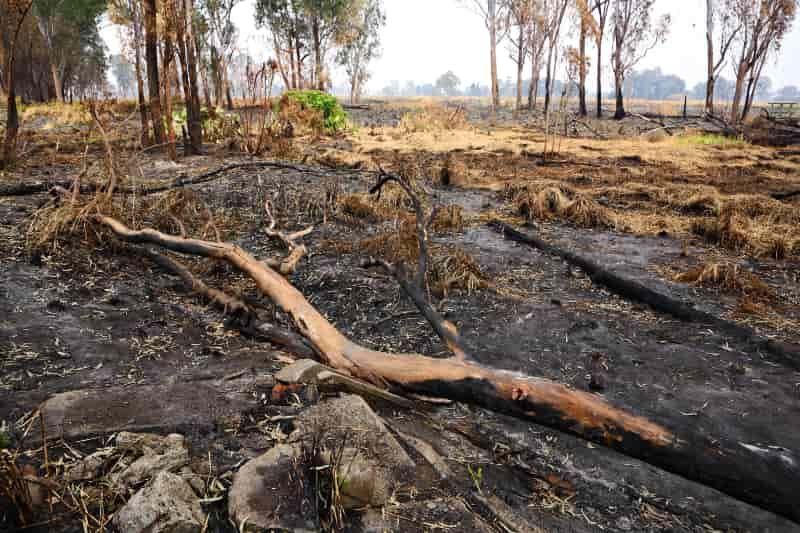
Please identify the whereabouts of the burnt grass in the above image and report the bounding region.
[2,109,800,531]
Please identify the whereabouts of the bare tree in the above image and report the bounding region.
[728,0,797,122]
[143,0,165,144]
[109,0,151,147]
[176,0,203,153]
[0,0,34,168]
[589,0,610,117]
[705,0,741,115]
[526,2,546,110]
[542,0,570,115]
[335,0,385,104]
[203,0,240,109]
[575,0,598,116]
[459,0,509,110]
[508,0,537,113]
[610,0,670,119]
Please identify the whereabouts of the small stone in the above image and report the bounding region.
[113,471,205,533]
[111,433,189,490]
[66,450,110,481]
[616,516,633,531]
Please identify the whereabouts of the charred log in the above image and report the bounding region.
[489,220,800,371]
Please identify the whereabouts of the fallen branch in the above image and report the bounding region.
[489,220,800,371]
[137,244,315,357]
[771,189,800,201]
[95,214,800,524]
[0,161,365,198]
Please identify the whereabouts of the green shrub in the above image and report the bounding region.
[281,90,348,133]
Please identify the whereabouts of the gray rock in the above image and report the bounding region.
[113,471,205,533]
[37,383,257,440]
[292,394,414,509]
[65,450,111,481]
[111,432,189,490]
[116,432,186,454]
[228,444,318,533]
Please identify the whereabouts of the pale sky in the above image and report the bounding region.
[101,0,800,93]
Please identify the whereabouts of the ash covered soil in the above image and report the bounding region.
[2,105,800,532]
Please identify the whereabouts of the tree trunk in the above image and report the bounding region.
[162,2,177,162]
[544,45,553,115]
[1,70,20,168]
[95,215,800,526]
[515,26,524,114]
[578,19,587,117]
[730,61,747,123]
[223,65,233,110]
[614,73,626,119]
[596,36,603,117]
[705,0,715,115]
[49,61,63,103]
[489,0,499,109]
[133,15,151,148]
[312,17,324,90]
[144,0,165,145]
[182,0,202,153]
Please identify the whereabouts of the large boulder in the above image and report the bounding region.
[113,471,205,533]
[292,394,415,509]
[228,444,319,533]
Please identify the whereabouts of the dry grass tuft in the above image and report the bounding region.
[690,211,750,251]
[359,221,487,296]
[399,105,469,134]
[430,205,464,233]
[0,448,34,527]
[436,156,471,187]
[674,261,776,299]
[510,183,613,228]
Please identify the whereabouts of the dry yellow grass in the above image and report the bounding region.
[675,261,776,299]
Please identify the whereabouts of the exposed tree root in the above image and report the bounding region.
[94,214,800,524]
[489,220,800,371]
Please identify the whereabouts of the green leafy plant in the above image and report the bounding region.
[281,90,348,133]
[467,464,483,495]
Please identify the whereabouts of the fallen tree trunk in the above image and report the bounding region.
[489,220,800,371]
[0,161,363,198]
[95,215,800,524]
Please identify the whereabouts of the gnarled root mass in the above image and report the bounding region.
[94,214,800,524]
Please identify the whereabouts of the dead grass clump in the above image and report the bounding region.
[690,211,750,251]
[681,191,722,215]
[674,261,776,299]
[337,193,379,221]
[512,184,613,228]
[399,105,469,134]
[429,205,464,233]
[562,195,614,228]
[26,192,122,253]
[277,94,325,136]
[0,449,34,527]
[359,221,487,296]
[436,156,471,187]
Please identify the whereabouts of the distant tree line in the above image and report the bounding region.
[455,0,797,122]
[374,66,800,104]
